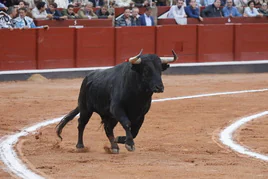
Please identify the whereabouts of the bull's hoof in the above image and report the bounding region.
[104,146,119,154]
[76,143,84,149]
[75,147,89,153]
[125,144,135,152]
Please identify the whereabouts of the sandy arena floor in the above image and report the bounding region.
[0,74,268,179]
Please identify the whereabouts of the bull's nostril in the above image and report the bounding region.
[153,86,164,93]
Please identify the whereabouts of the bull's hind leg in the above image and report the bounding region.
[103,117,119,154]
[76,110,93,149]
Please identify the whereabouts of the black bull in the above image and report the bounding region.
[56,50,178,154]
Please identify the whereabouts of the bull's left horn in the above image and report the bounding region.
[129,49,143,64]
[160,50,178,63]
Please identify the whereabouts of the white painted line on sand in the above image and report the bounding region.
[0,117,63,179]
[220,111,268,161]
[0,88,268,179]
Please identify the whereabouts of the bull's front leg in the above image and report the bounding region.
[110,105,135,151]
[115,117,144,149]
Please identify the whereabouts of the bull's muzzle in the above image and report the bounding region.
[152,85,164,93]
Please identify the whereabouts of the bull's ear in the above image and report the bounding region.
[131,64,141,72]
[161,64,170,71]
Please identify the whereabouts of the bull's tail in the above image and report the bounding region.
[56,107,79,140]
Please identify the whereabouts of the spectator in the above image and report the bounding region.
[259,0,267,4]
[32,1,53,19]
[77,2,97,19]
[89,0,104,7]
[46,2,67,20]
[116,0,134,7]
[258,3,268,16]
[108,0,116,15]
[116,7,132,26]
[17,0,33,18]
[220,0,227,6]
[71,0,87,7]
[0,7,17,29]
[131,6,141,26]
[139,6,154,26]
[244,0,263,16]
[233,0,248,14]
[185,0,203,21]
[168,0,187,18]
[254,0,261,5]
[132,0,150,7]
[201,0,223,17]
[204,0,214,6]
[61,4,79,19]
[54,0,69,8]
[186,0,201,6]
[0,2,8,11]
[222,0,242,17]
[0,0,15,7]
[17,0,26,8]
[95,4,113,18]
[23,0,36,8]
[14,7,49,29]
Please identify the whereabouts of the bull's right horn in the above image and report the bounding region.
[160,50,178,63]
[128,49,143,64]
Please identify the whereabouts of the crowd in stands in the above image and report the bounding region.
[169,0,267,23]
[0,0,268,29]
[0,0,159,28]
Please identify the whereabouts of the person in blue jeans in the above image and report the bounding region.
[185,0,203,21]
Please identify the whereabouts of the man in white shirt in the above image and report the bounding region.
[32,1,53,19]
[168,0,187,18]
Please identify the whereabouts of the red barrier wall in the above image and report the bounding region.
[35,19,113,27]
[156,25,197,63]
[235,24,268,61]
[197,24,234,62]
[115,26,156,64]
[37,28,75,69]
[3,23,268,71]
[0,29,37,70]
[158,17,268,25]
[76,27,115,67]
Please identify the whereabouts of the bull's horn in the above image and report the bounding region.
[160,50,178,63]
[128,49,143,64]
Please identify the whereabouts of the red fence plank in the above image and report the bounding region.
[76,27,115,67]
[156,25,197,63]
[37,28,75,69]
[234,24,268,61]
[115,26,156,64]
[197,24,234,62]
[0,29,37,70]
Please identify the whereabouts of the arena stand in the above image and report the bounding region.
[1,7,268,71]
